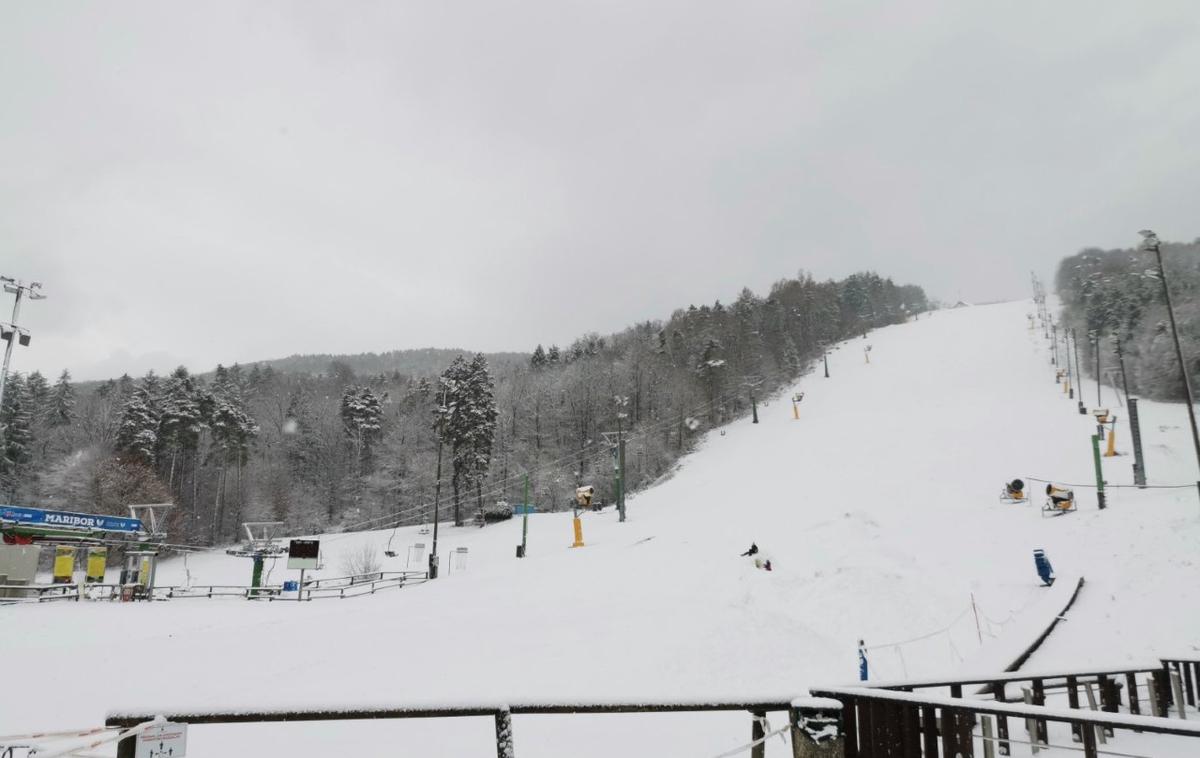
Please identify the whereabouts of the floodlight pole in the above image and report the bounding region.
[1072,328,1085,414]
[1142,230,1200,480]
[1063,327,1074,398]
[430,384,449,580]
[519,474,529,557]
[0,278,46,415]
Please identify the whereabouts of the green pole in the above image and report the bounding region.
[1091,434,1107,510]
[520,474,529,557]
[251,555,264,598]
[618,438,627,522]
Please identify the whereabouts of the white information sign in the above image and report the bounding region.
[135,721,188,758]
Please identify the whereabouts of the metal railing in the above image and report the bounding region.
[284,571,428,601]
[153,584,285,600]
[0,583,80,603]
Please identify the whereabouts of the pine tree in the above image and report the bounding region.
[283,387,320,480]
[47,370,76,427]
[25,371,50,423]
[116,378,160,466]
[341,385,384,472]
[158,367,203,488]
[0,374,33,498]
[206,381,259,539]
[434,354,498,525]
[531,344,547,369]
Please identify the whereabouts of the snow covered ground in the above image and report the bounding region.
[2,300,1197,757]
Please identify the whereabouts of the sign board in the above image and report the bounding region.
[287,539,320,569]
[135,721,187,757]
[0,505,143,534]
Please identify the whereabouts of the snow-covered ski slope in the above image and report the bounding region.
[3,300,1198,757]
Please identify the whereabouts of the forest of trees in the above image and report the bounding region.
[0,270,928,547]
[1055,238,1200,401]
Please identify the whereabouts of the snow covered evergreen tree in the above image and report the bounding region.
[0,374,33,498]
[434,354,498,525]
[158,367,203,489]
[25,371,49,423]
[341,385,384,472]
[116,378,160,467]
[47,370,76,428]
[530,344,547,369]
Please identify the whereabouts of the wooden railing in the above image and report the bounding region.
[102,660,1200,757]
[811,684,1200,758]
[106,698,801,758]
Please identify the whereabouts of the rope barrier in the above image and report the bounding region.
[1023,476,1196,490]
[865,606,972,651]
[18,717,163,758]
[706,721,791,758]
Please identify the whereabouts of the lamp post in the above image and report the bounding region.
[1139,229,1200,479]
[1072,328,1085,414]
[1090,330,1102,408]
[1063,326,1074,398]
[0,277,46,415]
[615,395,628,522]
[429,382,449,579]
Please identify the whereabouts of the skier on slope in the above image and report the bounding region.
[740,543,772,571]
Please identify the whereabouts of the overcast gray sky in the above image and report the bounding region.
[3,2,1199,381]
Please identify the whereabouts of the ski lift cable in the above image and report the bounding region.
[325,390,741,542]
[1023,476,1195,490]
[340,388,726,535]
[316,390,736,544]
[324,443,623,542]
[328,433,626,534]
[331,411,680,538]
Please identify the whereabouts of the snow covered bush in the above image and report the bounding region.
[340,543,382,577]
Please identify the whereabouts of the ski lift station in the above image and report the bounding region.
[0,502,172,601]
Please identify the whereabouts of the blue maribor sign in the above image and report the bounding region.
[0,505,144,534]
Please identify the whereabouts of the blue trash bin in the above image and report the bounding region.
[1033,549,1055,586]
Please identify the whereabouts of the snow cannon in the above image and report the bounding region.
[1001,479,1026,502]
[1044,484,1075,515]
[571,486,593,548]
[1033,548,1055,586]
[575,486,595,510]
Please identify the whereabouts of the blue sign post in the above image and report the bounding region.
[0,505,144,534]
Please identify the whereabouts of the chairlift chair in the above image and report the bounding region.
[385,520,402,557]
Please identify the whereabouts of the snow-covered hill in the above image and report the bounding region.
[3,300,1197,757]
